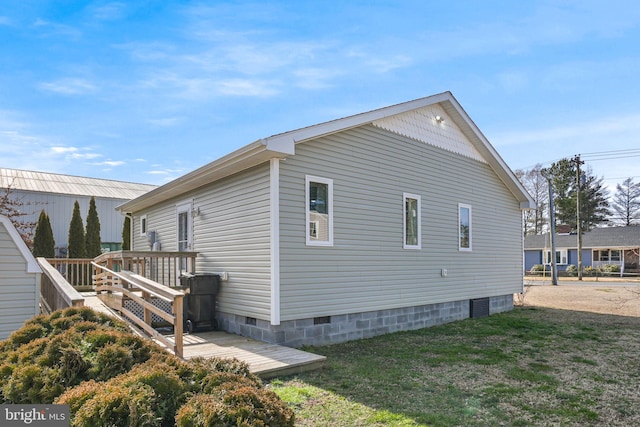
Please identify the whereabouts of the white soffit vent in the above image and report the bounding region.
[372,105,487,164]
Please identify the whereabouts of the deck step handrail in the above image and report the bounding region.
[91,261,185,358]
[37,257,84,313]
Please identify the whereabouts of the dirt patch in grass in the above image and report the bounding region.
[520,282,640,317]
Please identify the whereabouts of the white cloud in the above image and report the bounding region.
[32,18,81,39]
[39,78,98,95]
[96,160,125,167]
[50,146,78,154]
[146,117,183,127]
[91,2,127,21]
[217,78,279,97]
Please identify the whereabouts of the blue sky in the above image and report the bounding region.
[1,1,640,195]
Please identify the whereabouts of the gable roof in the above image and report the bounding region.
[118,91,533,212]
[0,168,156,200]
[525,226,640,250]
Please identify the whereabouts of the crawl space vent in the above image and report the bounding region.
[470,298,490,319]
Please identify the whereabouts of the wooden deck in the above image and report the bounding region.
[83,293,326,378]
[165,331,326,379]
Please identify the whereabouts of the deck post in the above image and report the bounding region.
[174,295,184,358]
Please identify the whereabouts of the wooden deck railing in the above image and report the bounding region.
[46,258,95,288]
[37,257,84,313]
[92,261,185,358]
[93,250,198,288]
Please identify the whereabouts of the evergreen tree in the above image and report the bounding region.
[611,177,640,226]
[32,210,55,257]
[122,215,131,250]
[546,158,610,231]
[85,196,102,257]
[68,200,86,258]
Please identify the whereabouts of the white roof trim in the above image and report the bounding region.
[0,215,42,273]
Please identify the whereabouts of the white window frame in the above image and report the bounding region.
[545,248,568,265]
[458,203,472,251]
[305,175,333,246]
[403,193,421,249]
[139,215,147,237]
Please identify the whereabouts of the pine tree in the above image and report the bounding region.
[85,196,102,257]
[122,215,131,250]
[32,209,55,257]
[546,158,610,231]
[68,200,86,258]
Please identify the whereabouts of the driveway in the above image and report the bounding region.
[518,277,640,318]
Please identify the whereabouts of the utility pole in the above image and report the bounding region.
[541,168,558,285]
[574,154,584,281]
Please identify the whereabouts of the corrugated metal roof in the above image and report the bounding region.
[0,168,156,200]
[525,226,640,249]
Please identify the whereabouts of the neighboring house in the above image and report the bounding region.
[524,226,640,274]
[0,168,156,256]
[118,91,534,347]
[0,214,41,340]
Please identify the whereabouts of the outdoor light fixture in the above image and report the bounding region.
[435,115,444,123]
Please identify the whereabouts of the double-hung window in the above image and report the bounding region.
[306,176,333,246]
[544,249,568,265]
[403,193,421,249]
[458,203,472,251]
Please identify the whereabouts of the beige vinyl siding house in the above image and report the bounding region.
[119,92,533,346]
[0,215,41,340]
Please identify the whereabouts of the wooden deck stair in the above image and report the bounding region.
[83,293,326,378]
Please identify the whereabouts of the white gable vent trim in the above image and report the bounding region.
[372,106,487,164]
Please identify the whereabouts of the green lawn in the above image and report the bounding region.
[268,307,640,426]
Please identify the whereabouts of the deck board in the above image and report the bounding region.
[164,331,326,378]
[82,293,326,378]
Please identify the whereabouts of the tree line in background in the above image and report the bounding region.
[516,157,640,236]
[1,179,132,257]
[32,197,104,258]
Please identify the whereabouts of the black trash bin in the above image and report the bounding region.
[179,273,220,333]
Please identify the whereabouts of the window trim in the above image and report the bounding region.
[545,248,568,265]
[139,215,147,237]
[458,203,472,251]
[305,175,333,246]
[403,193,421,250]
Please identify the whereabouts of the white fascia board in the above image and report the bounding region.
[0,215,42,273]
[441,97,535,210]
[118,141,289,213]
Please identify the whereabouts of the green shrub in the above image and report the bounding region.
[599,264,620,274]
[3,307,295,426]
[175,384,295,427]
[69,382,159,427]
[565,265,578,276]
[583,266,596,276]
[530,264,545,273]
